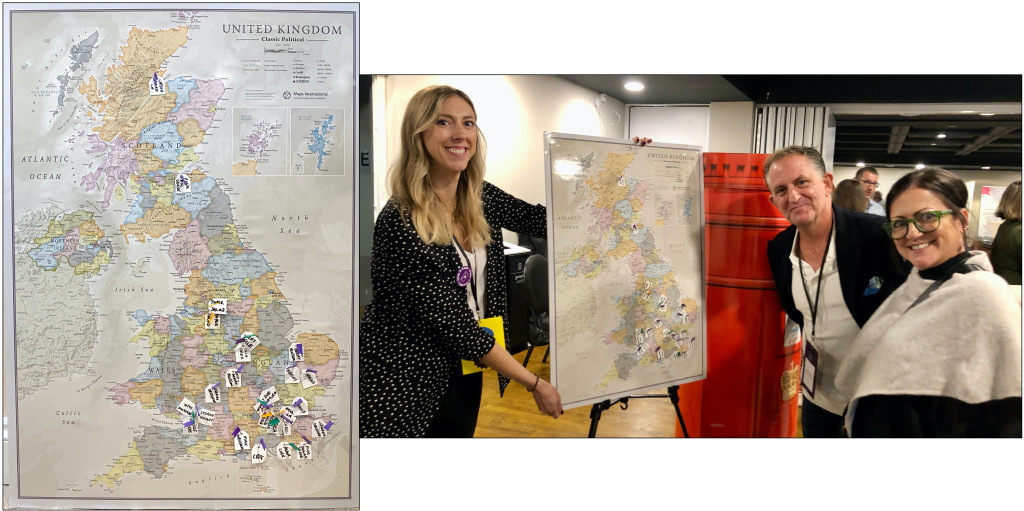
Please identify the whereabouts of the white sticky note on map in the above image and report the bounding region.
[196,408,216,427]
[275,442,292,460]
[175,398,195,417]
[233,428,250,451]
[258,386,280,404]
[250,443,267,465]
[204,384,221,403]
[296,442,312,460]
[301,370,318,389]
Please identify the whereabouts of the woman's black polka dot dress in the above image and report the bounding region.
[359,181,546,437]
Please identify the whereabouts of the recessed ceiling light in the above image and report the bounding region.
[915,164,926,169]
[931,143,937,146]
[982,166,991,170]
[980,113,995,116]
[960,110,977,114]
[623,81,645,92]
[856,162,865,167]
[937,133,946,138]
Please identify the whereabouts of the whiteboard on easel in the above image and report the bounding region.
[544,132,707,410]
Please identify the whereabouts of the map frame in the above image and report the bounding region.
[544,132,708,410]
[2,3,360,509]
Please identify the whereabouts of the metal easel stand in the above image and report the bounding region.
[587,385,690,438]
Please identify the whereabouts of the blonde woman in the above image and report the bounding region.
[359,85,562,437]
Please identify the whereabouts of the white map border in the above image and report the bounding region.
[544,132,707,410]
[1,3,361,509]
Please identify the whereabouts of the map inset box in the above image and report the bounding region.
[290,107,346,176]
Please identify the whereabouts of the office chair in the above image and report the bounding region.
[517,233,547,258]
[522,253,550,367]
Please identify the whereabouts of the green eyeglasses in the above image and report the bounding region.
[883,210,955,239]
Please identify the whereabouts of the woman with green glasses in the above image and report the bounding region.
[836,167,1021,437]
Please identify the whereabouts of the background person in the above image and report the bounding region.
[359,85,562,438]
[990,180,1021,285]
[832,179,868,212]
[836,167,1022,437]
[855,166,885,216]
[764,146,906,437]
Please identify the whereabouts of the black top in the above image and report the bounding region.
[766,205,908,329]
[852,395,1022,437]
[990,219,1022,285]
[359,181,547,437]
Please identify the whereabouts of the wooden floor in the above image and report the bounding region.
[475,349,682,437]
[475,348,804,438]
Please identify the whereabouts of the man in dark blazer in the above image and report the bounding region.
[764,146,906,437]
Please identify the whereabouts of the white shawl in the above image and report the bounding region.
[835,252,1022,434]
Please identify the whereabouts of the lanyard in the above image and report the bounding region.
[453,237,482,320]
[795,218,834,341]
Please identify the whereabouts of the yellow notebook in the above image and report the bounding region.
[462,316,505,375]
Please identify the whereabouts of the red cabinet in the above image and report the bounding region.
[675,153,800,437]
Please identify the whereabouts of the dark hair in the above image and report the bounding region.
[855,166,879,179]
[885,167,969,262]
[885,167,968,225]
[833,179,868,212]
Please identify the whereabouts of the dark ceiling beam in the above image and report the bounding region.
[834,150,1022,169]
[957,126,1019,156]
[721,75,1022,104]
[839,120,1021,129]
[888,126,910,154]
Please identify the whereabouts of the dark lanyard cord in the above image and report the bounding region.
[796,218,835,340]
[453,237,482,319]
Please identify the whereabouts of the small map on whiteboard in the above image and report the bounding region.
[545,133,706,409]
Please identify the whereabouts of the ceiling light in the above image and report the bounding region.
[623,81,645,92]
[982,166,991,170]
[856,162,865,167]
[915,164,925,169]
[937,133,946,138]
[980,113,995,116]
[931,143,937,146]
[960,110,977,114]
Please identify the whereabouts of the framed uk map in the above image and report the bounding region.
[3,3,358,508]
[545,133,707,409]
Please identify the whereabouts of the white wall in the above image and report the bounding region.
[626,105,709,150]
[833,165,1022,241]
[373,75,626,215]
[708,101,754,152]
[624,102,757,155]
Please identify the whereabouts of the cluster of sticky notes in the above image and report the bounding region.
[176,397,218,436]
[206,299,226,329]
[203,332,334,464]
